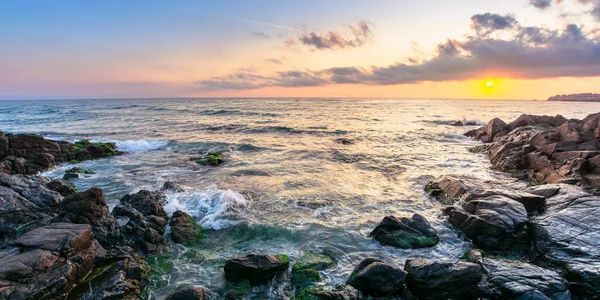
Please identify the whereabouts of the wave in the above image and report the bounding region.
[200,124,348,136]
[92,139,169,153]
[163,185,248,230]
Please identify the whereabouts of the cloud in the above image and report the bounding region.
[253,32,272,39]
[265,58,283,64]
[294,21,372,50]
[530,0,552,9]
[197,14,600,91]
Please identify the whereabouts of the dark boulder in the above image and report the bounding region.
[165,285,209,300]
[483,258,571,299]
[443,195,527,250]
[16,223,93,257]
[169,210,203,244]
[63,167,95,180]
[224,254,289,284]
[369,214,438,249]
[161,181,185,193]
[404,258,486,299]
[56,188,122,246]
[346,258,407,296]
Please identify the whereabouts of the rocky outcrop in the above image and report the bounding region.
[56,188,122,247]
[404,258,486,299]
[169,210,203,244]
[0,223,97,299]
[0,132,122,176]
[161,181,184,193]
[293,284,358,300]
[346,258,407,297]
[112,190,169,255]
[63,167,95,180]
[467,113,600,188]
[223,254,289,285]
[165,285,209,300]
[369,214,439,249]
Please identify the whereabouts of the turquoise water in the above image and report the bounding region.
[2,98,599,298]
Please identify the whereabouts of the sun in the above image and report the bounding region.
[486,81,494,88]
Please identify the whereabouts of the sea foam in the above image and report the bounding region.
[94,139,169,153]
[164,185,248,230]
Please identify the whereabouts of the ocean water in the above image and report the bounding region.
[1,98,599,298]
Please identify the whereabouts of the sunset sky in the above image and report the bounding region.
[1,0,600,100]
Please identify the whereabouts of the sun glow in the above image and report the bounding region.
[486,81,494,88]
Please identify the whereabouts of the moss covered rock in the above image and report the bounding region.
[293,284,359,300]
[224,254,290,285]
[370,214,439,249]
[195,152,224,166]
[291,252,336,287]
[169,210,204,245]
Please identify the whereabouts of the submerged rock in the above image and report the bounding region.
[291,252,336,287]
[404,258,486,299]
[369,214,439,249]
[224,254,289,285]
[165,285,209,300]
[161,181,185,193]
[62,167,96,180]
[346,257,407,296]
[169,210,203,244]
[293,284,358,300]
[195,152,224,166]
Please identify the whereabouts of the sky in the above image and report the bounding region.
[1,0,599,100]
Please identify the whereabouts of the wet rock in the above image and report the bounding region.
[224,254,289,284]
[169,210,203,244]
[443,194,527,250]
[292,252,336,287]
[44,178,76,197]
[346,257,407,296]
[161,181,185,193]
[293,284,359,300]
[452,120,464,126]
[404,258,486,299]
[334,138,354,145]
[165,285,208,300]
[483,258,571,299]
[369,214,439,249]
[0,133,123,175]
[424,177,471,203]
[16,223,93,257]
[195,152,224,166]
[528,184,600,298]
[68,259,143,300]
[62,167,95,180]
[56,188,122,247]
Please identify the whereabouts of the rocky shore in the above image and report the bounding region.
[1,113,600,300]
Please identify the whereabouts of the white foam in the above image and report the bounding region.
[164,185,248,230]
[93,139,169,153]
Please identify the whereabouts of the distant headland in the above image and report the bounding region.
[548,93,600,102]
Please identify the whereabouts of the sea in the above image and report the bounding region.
[1,98,599,298]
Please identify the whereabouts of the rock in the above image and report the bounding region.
[424,177,471,203]
[369,214,439,249]
[161,181,185,193]
[0,133,123,175]
[293,284,359,300]
[346,258,407,296]
[443,195,527,250]
[120,190,168,221]
[62,167,95,180]
[404,258,486,299]
[292,252,336,287]
[334,138,354,145]
[296,199,332,208]
[56,188,122,246]
[528,184,600,298]
[195,152,224,166]
[507,114,568,131]
[16,223,93,257]
[224,254,289,284]
[165,285,209,300]
[67,259,143,300]
[483,258,571,299]
[169,210,203,244]
[452,120,463,126]
[44,178,75,197]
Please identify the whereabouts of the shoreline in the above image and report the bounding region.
[1,112,599,299]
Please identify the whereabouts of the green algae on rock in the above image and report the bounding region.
[292,252,336,287]
[370,214,439,249]
[195,152,224,166]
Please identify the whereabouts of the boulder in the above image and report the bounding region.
[224,254,289,284]
[195,152,224,166]
[56,188,122,246]
[369,214,438,249]
[165,285,208,300]
[507,114,567,131]
[16,223,93,257]
[404,258,486,299]
[346,258,407,296]
[169,210,203,244]
[443,195,527,250]
[483,258,571,299]
[63,167,95,180]
[161,181,185,193]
